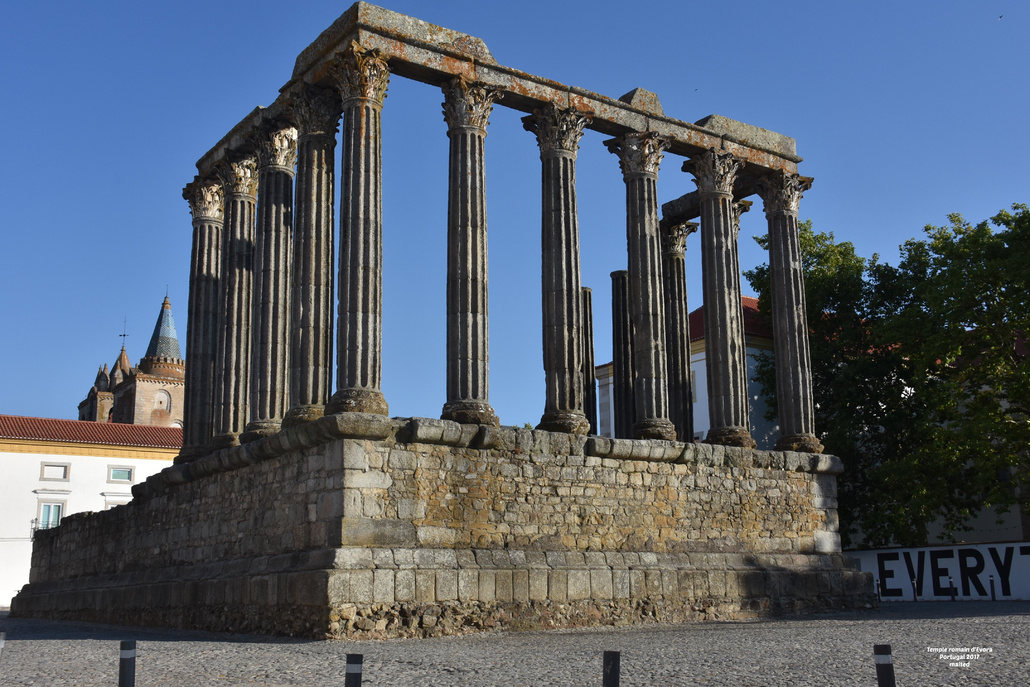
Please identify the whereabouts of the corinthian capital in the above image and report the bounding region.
[286,85,342,138]
[683,149,744,196]
[217,155,258,198]
[731,200,753,239]
[256,124,298,171]
[604,131,669,177]
[442,77,501,132]
[328,41,390,105]
[522,104,591,154]
[661,221,697,257]
[183,177,224,222]
[756,171,813,217]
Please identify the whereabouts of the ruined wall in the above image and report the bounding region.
[13,414,872,637]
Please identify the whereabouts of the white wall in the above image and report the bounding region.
[0,448,171,606]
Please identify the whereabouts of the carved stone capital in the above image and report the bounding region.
[183,177,224,222]
[684,149,744,196]
[605,131,669,177]
[731,200,752,238]
[328,41,390,106]
[286,85,342,138]
[216,156,258,198]
[756,171,813,217]
[256,124,298,171]
[661,221,697,256]
[442,77,501,132]
[522,104,591,154]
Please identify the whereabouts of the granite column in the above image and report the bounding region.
[325,43,390,416]
[757,171,823,453]
[179,177,223,460]
[683,149,755,448]
[605,133,676,440]
[662,221,697,442]
[212,155,258,445]
[284,87,340,427]
[582,287,597,435]
[610,270,635,440]
[524,105,591,434]
[243,124,297,442]
[440,77,500,426]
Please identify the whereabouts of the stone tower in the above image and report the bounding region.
[78,297,186,427]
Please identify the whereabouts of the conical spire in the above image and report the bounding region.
[93,364,110,392]
[144,296,183,360]
[113,346,132,376]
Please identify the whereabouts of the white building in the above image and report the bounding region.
[0,415,179,607]
[596,296,778,447]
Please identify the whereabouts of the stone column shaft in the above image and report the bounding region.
[180,177,223,460]
[606,133,676,440]
[662,222,697,442]
[685,149,755,448]
[611,270,635,439]
[244,125,297,442]
[284,87,340,427]
[758,172,823,453]
[326,43,390,416]
[441,78,500,426]
[213,156,258,444]
[582,287,597,435]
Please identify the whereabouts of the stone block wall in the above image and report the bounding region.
[12,414,873,637]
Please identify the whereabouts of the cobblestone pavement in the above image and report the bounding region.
[1,602,1026,686]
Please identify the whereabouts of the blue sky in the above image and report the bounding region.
[1,1,1026,425]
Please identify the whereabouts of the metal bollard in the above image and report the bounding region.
[949,576,957,601]
[911,578,918,602]
[990,574,996,601]
[119,640,136,687]
[603,650,620,687]
[0,631,6,663]
[875,577,881,602]
[873,644,897,687]
[345,653,363,687]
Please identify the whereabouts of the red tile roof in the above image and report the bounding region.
[0,415,182,449]
[689,296,773,342]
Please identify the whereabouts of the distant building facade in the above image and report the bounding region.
[0,415,180,606]
[597,296,777,447]
[78,297,185,428]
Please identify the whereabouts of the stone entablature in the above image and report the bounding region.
[13,416,869,636]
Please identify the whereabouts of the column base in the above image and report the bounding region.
[240,420,281,445]
[775,433,824,454]
[704,426,757,449]
[537,410,590,435]
[174,445,207,465]
[325,388,389,416]
[441,400,499,427]
[282,404,325,428]
[208,432,241,451]
[633,418,677,441]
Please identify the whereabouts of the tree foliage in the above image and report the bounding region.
[745,205,1030,548]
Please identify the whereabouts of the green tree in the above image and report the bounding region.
[745,205,1030,547]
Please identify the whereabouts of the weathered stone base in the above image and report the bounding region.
[441,400,500,427]
[775,432,824,454]
[282,404,325,428]
[12,414,872,638]
[11,546,872,638]
[704,426,758,448]
[325,388,388,416]
[537,410,590,435]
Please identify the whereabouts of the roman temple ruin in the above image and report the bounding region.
[12,3,872,637]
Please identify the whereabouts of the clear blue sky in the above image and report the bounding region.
[1,1,1026,425]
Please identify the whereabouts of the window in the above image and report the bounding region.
[108,466,134,483]
[40,463,70,481]
[38,502,63,529]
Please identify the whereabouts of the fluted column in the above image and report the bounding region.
[524,105,591,434]
[683,149,755,448]
[757,171,823,453]
[582,287,597,435]
[325,42,390,416]
[611,270,635,439]
[283,86,341,427]
[662,221,697,442]
[440,77,501,426]
[179,177,223,461]
[242,124,297,442]
[605,133,676,440]
[212,155,258,444]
